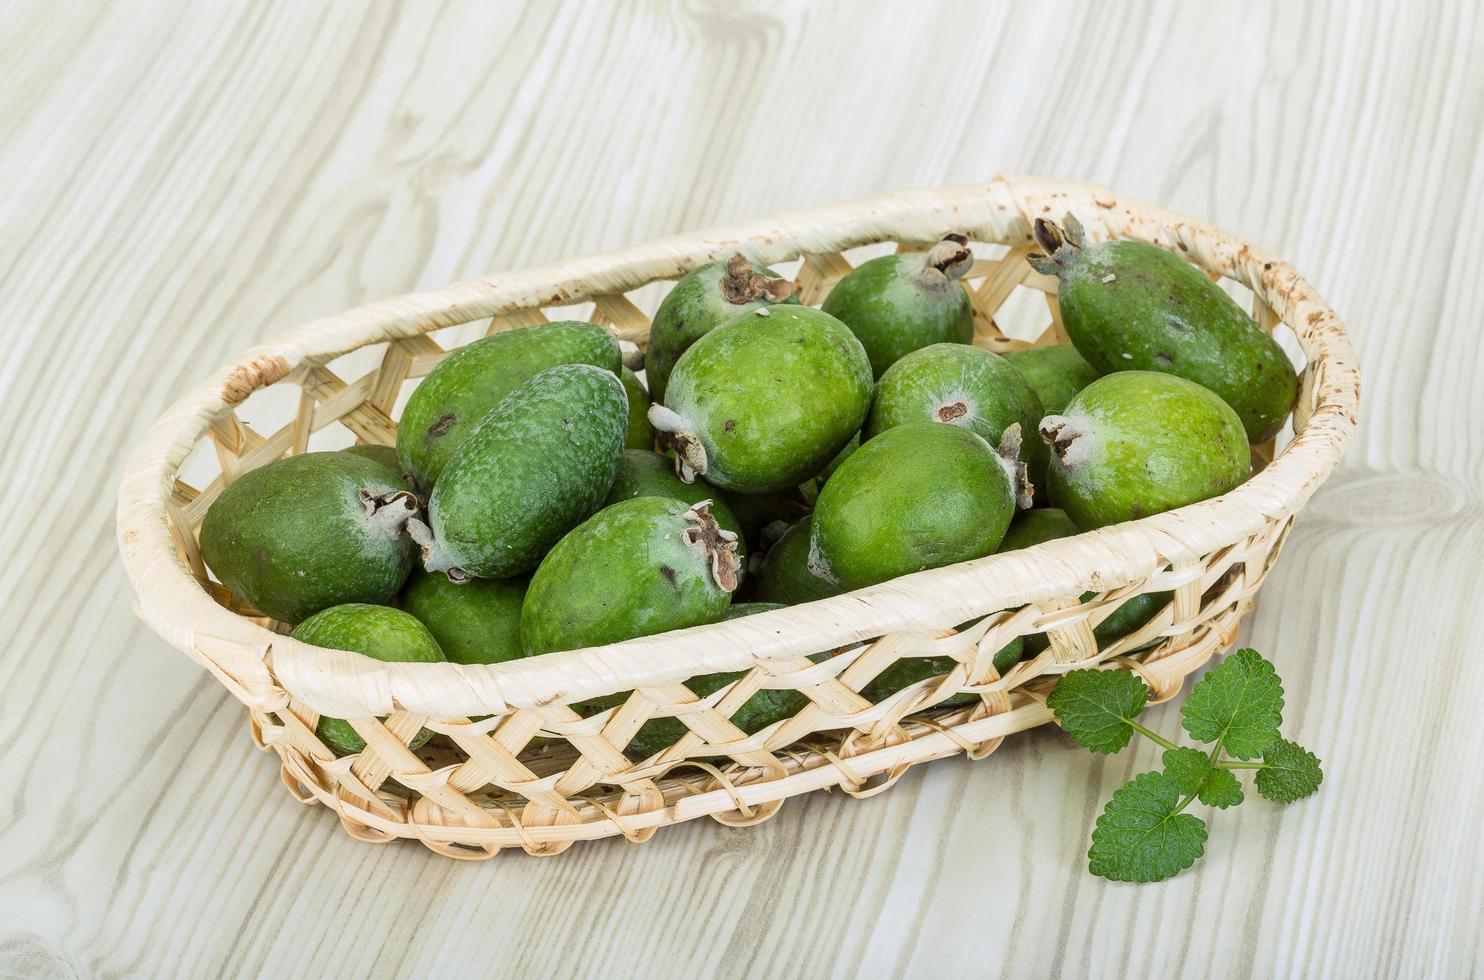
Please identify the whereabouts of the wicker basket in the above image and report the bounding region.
[116,176,1358,858]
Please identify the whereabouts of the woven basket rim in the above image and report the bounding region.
[116,175,1359,718]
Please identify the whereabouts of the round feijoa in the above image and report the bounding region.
[644,254,798,403]
[809,421,1030,591]
[410,364,627,580]
[199,451,419,623]
[650,304,872,494]
[821,236,976,377]
[521,497,741,655]
[1002,344,1101,416]
[290,603,446,755]
[399,569,526,666]
[1040,371,1251,529]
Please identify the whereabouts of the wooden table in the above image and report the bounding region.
[3,3,1479,976]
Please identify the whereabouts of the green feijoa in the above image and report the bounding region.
[652,305,872,494]
[821,236,975,378]
[604,450,746,557]
[411,364,627,580]
[864,343,1049,497]
[863,640,1023,709]
[644,254,799,403]
[397,320,621,490]
[1040,371,1250,529]
[997,508,1168,651]
[199,452,419,623]
[1029,215,1297,442]
[400,569,525,666]
[521,497,740,655]
[620,367,656,450]
[752,516,844,606]
[1003,344,1101,415]
[809,422,1029,591]
[290,603,446,755]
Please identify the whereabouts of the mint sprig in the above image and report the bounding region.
[1047,649,1323,883]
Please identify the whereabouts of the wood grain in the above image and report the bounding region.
[1,1,1480,977]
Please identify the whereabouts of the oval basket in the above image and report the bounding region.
[116,176,1358,858]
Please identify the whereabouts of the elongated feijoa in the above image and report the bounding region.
[199,452,418,623]
[290,603,446,755]
[521,497,740,655]
[644,254,798,402]
[396,320,621,490]
[651,305,872,493]
[821,236,976,377]
[1040,371,1250,529]
[410,364,627,580]
[400,569,526,665]
[809,421,1030,590]
[1003,344,1101,416]
[1029,215,1297,442]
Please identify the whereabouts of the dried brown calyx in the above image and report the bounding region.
[994,424,1034,510]
[719,253,797,305]
[1038,414,1091,474]
[647,404,708,482]
[405,517,472,583]
[1027,213,1086,276]
[359,487,420,535]
[923,233,974,282]
[683,500,741,592]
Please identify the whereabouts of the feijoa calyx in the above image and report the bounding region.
[821,235,975,377]
[651,304,872,494]
[409,364,627,580]
[809,421,1031,590]
[290,603,446,755]
[521,497,741,655]
[644,254,798,403]
[1028,215,1297,442]
[1040,371,1250,529]
[199,451,418,623]
[397,320,621,490]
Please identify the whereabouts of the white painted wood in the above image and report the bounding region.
[0,1,1479,976]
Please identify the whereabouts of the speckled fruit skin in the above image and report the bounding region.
[658,305,872,493]
[521,497,736,655]
[290,603,445,755]
[1042,371,1250,529]
[620,367,655,450]
[1003,344,1101,415]
[400,569,526,666]
[865,343,1048,496]
[810,422,1018,590]
[644,259,798,403]
[397,320,620,490]
[423,364,626,579]
[862,640,1023,708]
[1034,222,1297,442]
[821,251,974,378]
[605,450,745,557]
[998,508,1167,650]
[752,516,843,605]
[199,452,417,623]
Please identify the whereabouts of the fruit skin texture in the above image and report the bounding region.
[998,508,1167,650]
[1041,371,1251,530]
[821,238,976,378]
[1030,217,1297,442]
[400,569,526,666]
[290,603,446,755]
[414,364,627,580]
[810,422,1022,590]
[1003,344,1101,416]
[604,450,746,556]
[521,497,740,655]
[654,305,872,493]
[396,320,621,490]
[620,367,656,450]
[865,343,1049,495]
[644,255,798,403]
[752,516,844,605]
[199,451,418,623]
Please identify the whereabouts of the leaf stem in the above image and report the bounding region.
[1215,760,1266,770]
[1127,720,1179,752]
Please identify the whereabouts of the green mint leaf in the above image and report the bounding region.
[1255,738,1324,803]
[1088,771,1208,883]
[1197,768,1245,808]
[1180,648,1284,759]
[1161,746,1212,795]
[1046,668,1149,754]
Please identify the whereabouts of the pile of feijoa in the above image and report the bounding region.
[200,221,1295,759]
